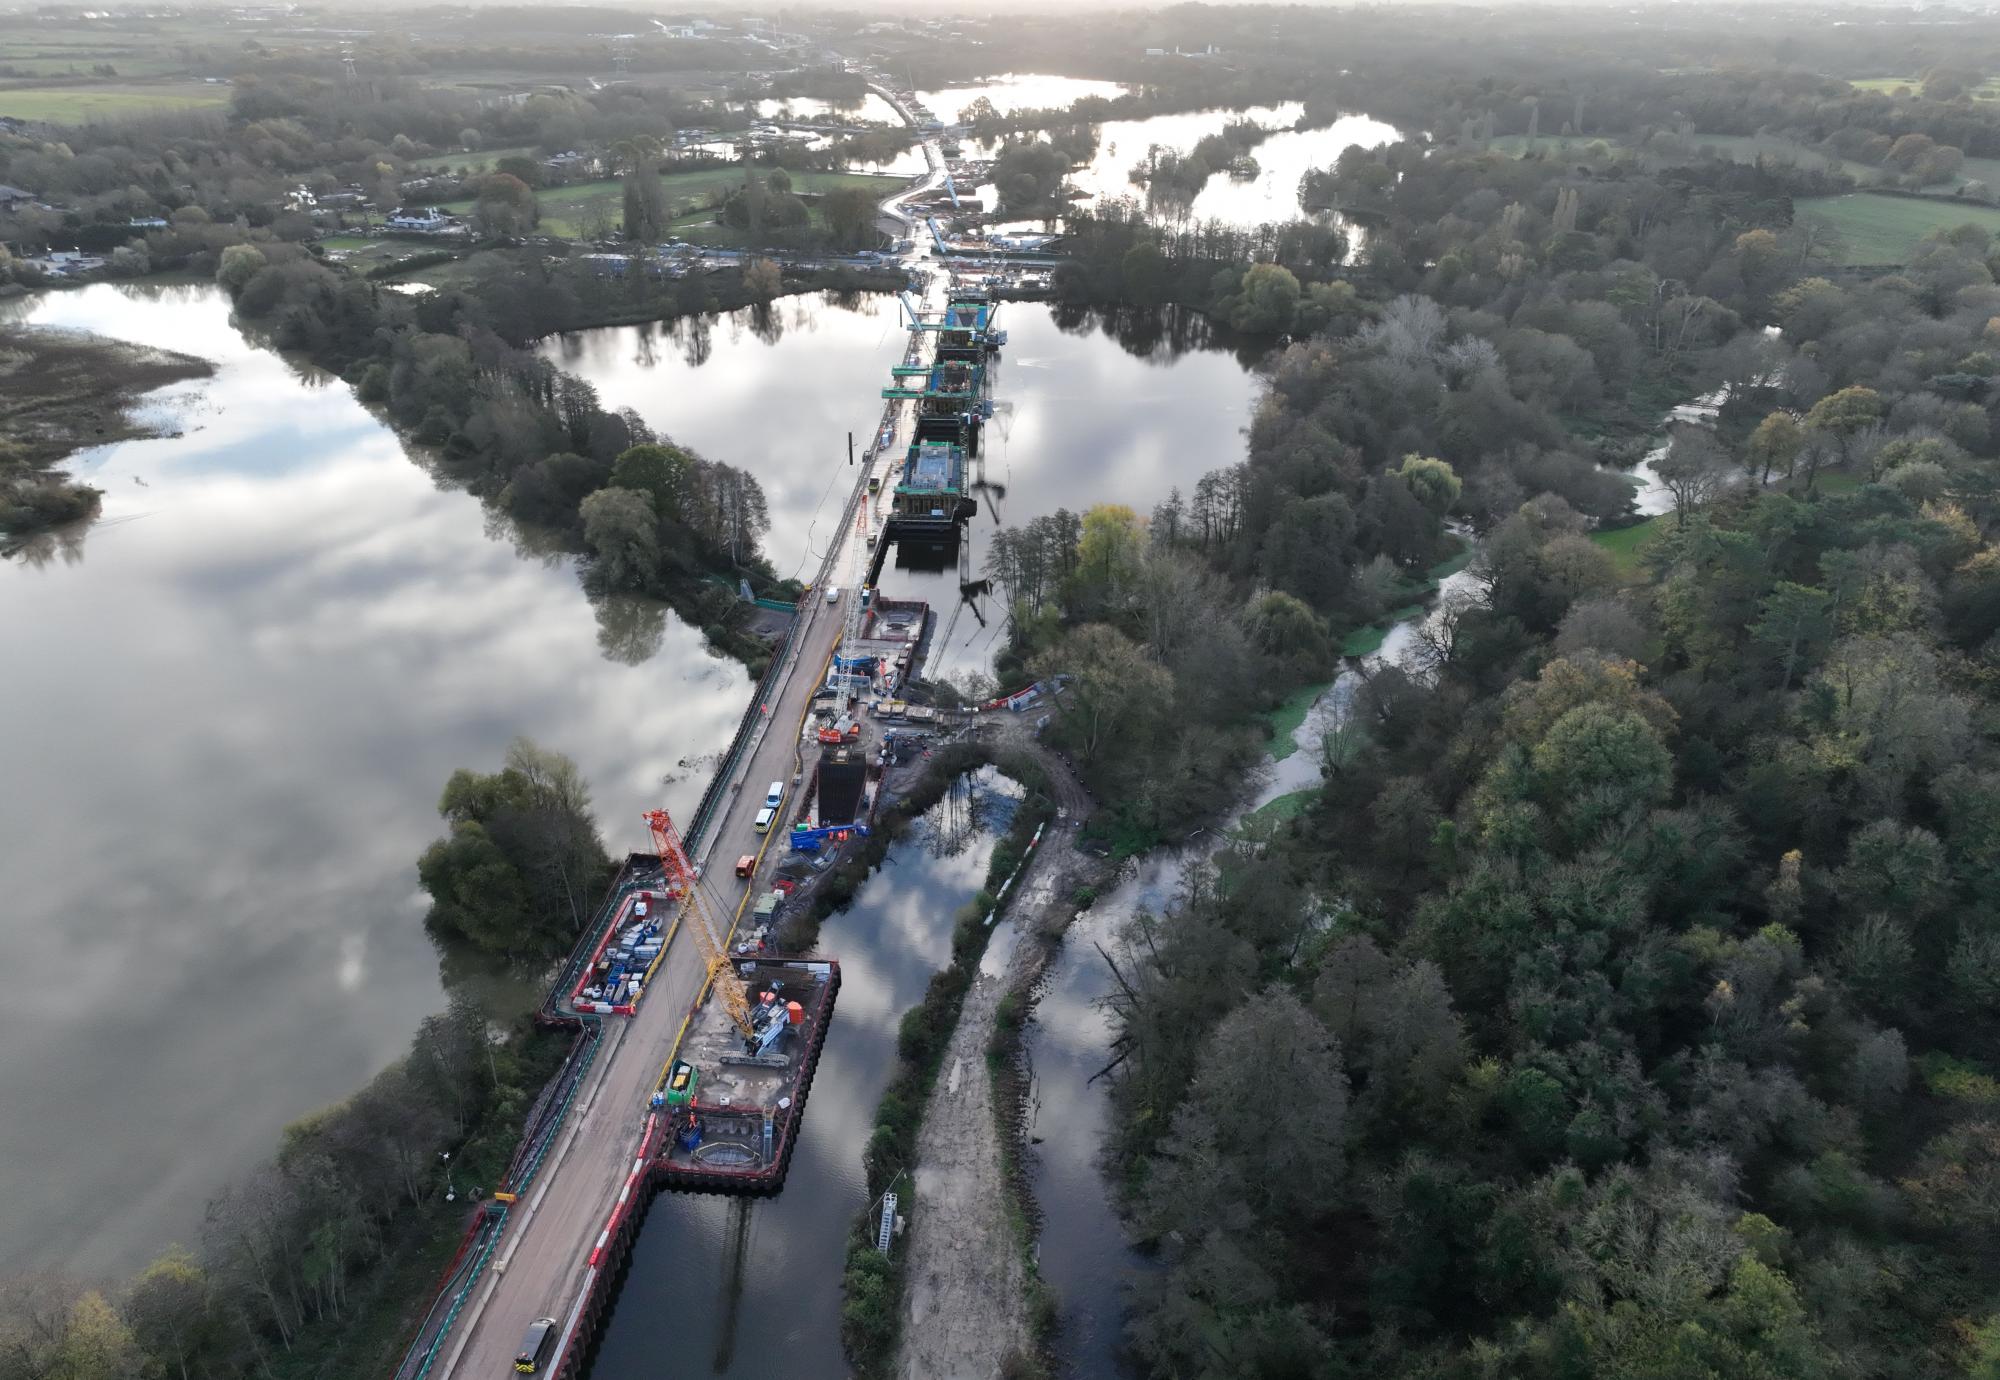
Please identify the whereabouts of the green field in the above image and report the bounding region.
[413,144,538,173]
[1851,75,2000,100]
[1794,192,2000,263]
[1591,515,1673,580]
[0,81,231,123]
[439,169,903,240]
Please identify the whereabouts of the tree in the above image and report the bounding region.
[580,487,660,590]
[1746,411,1805,485]
[1803,385,1884,458]
[216,242,266,293]
[1751,582,1834,692]
[473,173,537,237]
[1245,590,1335,681]
[418,739,610,955]
[1395,454,1461,514]
[1653,427,1734,520]
[1071,503,1145,611]
[1530,702,1673,836]
[610,442,693,523]
[822,186,877,249]
[1227,262,1302,334]
[744,257,782,302]
[1034,623,1171,763]
[1263,492,1356,608]
[620,162,668,242]
[417,821,533,952]
[124,1248,216,1380]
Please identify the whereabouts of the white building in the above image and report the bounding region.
[386,206,452,232]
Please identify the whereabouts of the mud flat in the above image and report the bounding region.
[0,323,211,537]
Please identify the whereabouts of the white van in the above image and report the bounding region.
[765,781,785,809]
[826,585,841,604]
[754,807,776,834]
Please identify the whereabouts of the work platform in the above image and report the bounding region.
[654,957,840,1194]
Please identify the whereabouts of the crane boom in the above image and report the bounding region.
[643,808,754,1038]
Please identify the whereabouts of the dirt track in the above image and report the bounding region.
[895,718,1101,1380]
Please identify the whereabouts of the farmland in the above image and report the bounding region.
[1793,192,2000,262]
[411,144,538,174]
[1851,75,2000,99]
[0,81,232,123]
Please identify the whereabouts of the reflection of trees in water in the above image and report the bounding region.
[1045,301,1254,366]
[747,301,784,346]
[2,521,89,568]
[481,506,572,569]
[681,314,712,368]
[593,592,670,665]
[630,319,660,370]
[927,770,991,858]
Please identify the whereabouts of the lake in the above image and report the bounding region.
[0,282,748,1276]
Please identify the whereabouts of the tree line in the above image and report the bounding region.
[210,241,788,669]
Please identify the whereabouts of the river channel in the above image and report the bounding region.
[0,282,752,1276]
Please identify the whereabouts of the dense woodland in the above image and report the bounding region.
[965,19,2000,1380]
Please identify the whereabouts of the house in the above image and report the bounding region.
[0,185,36,210]
[386,206,451,232]
[28,249,107,277]
[128,216,169,230]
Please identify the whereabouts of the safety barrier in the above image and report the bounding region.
[392,1205,507,1380]
[684,617,800,852]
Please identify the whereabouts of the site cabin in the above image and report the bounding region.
[753,891,782,923]
[735,854,756,879]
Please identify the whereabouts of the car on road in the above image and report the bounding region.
[514,1317,557,1373]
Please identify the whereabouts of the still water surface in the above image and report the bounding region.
[589,770,1021,1377]
[752,93,904,125]
[973,107,1401,235]
[0,283,746,1275]
[918,73,1131,120]
[541,291,1265,679]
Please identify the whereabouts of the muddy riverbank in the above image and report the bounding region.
[0,323,212,538]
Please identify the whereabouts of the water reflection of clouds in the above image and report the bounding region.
[0,285,747,1275]
[548,295,1262,684]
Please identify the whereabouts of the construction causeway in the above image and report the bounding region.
[395,233,1005,1376]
